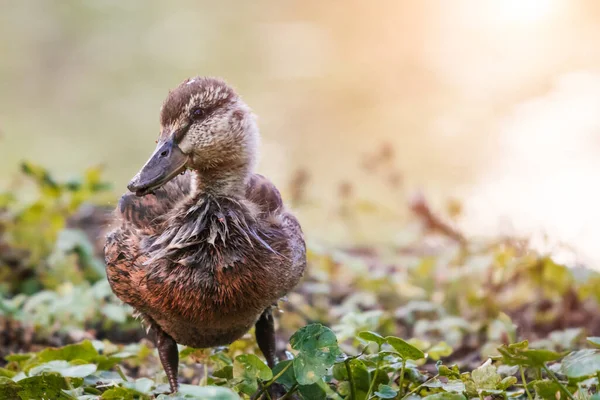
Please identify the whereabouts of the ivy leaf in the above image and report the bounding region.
[233,354,272,395]
[357,331,386,346]
[290,324,342,385]
[385,336,425,360]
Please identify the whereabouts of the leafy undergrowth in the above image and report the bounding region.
[1,163,600,399]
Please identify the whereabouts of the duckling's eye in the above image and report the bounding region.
[191,107,205,120]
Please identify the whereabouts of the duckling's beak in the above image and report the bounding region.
[127,139,188,196]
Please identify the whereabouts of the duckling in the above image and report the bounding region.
[104,77,306,393]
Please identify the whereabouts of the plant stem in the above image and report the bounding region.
[280,384,298,400]
[264,386,272,400]
[252,361,293,399]
[542,364,575,400]
[267,361,292,388]
[62,378,78,400]
[115,365,128,381]
[398,359,406,396]
[345,358,357,400]
[401,374,439,400]
[365,346,382,399]
[520,367,533,400]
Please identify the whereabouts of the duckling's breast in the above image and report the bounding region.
[136,200,301,346]
[106,193,305,348]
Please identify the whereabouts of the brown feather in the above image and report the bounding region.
[105,173,305,348]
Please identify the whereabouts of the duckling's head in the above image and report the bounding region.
[128,77,259,196]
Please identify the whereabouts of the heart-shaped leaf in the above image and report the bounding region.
[290,324,342,385]
[385,336,425,360]
[233,354,272,395]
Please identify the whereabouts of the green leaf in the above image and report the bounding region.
[0,379,20,400]
[423,393,467,400]
[28,360,97,378]
[12,374,70,400]
[471,360,501,390]
[497,341,562,367]
[0,367,16,378]
[233,354,272,395]
[290,324,342,385]
[358,331,386,346]
[498,376,517,390]
[213,365,233,380]
[385,336,425,360]
[561,349,600,378]
[533,380,562,400]
[5,354,33,363]
[273,360,296,389]
[375,384,398,398]
[37,340,99,363]
[101,387,137,399]
[520,349,563,365]
[349,359,370,391]
[442,380,466,393]
[438,364,461,379]
[298,380,327,400]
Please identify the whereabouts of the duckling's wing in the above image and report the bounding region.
[246,173,307,280]
[118,173,191,230]
[245,174,283,214]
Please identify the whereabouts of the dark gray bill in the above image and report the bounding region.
[127,139,188,196]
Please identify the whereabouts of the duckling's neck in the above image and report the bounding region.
[190,163,250,198]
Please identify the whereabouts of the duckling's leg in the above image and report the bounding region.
[255,307,277,368]
[153,325,179,393]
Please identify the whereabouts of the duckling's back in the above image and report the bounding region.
[105,173,306,348]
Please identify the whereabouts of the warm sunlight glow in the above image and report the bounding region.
[492,0,558,24]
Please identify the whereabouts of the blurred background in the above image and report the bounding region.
[2,0,600,266]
